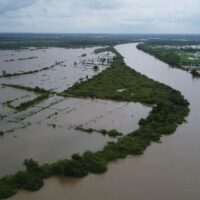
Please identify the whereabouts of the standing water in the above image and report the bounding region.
[9,43,200,200]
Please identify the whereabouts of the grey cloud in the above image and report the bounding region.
[70,0,124,10]
[0,0,36,14]
[0,0,200,33]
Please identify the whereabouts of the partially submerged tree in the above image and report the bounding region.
[93,65,99,71]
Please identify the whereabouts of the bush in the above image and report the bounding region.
[14,171,43,191]
[81,151,107,173]
[62,160,88,178]
[107,129,122,137]
[23,159,40,172]
[0,176,17,199]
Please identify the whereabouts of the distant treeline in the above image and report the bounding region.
[0,33,137,49]
[0,33,200,49]
[145,38,200,46]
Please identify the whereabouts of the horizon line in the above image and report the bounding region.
[0,32,200,35]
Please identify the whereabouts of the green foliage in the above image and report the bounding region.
[16,93,49,111]
[40,164,54,178]
[137,44,182,67]
[52,160,88,178]
[137,43,200,77]
[102,136,148,161]
[76,125,122,138]
[81,151,107,173]
[23,159,40,172]
[72,153,82,161]
[62,160,88,177]
[107,129,122,137]
[1,84,51,111]
[75,125,95,133]
[0,176,17,199]
[0,34,139,50]
[14,171,43,191]
[165,52,181,66]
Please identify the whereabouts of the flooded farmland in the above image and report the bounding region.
[7,43,200,200]
[0,47,114,92]
[0,46,151,180]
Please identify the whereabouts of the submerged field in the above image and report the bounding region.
[1,46,150,179]
[0,47,115,92]
[0,44,189,199]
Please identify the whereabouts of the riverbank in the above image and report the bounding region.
[137,43,200,77]
[0,46,189,199]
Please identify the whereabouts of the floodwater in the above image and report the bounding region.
[0,96,150,176]
[0,86,38,116]
[0,45,150,178]
[9,43,200,200]
[0,47,114,92]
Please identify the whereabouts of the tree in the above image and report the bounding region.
[93,65,99,71]
[23,159,40,172]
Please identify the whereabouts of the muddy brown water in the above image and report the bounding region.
[0,97,150,176]
[0,45,150,178]
[0,47,114,92]
[9,43,200,200]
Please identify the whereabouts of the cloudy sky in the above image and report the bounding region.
[0,0,200,33]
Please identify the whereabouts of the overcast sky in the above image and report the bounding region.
[0,0,200,33]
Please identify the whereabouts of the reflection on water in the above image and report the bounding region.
[9,43,200,200]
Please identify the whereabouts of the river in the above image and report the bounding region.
[9,43,200,200]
